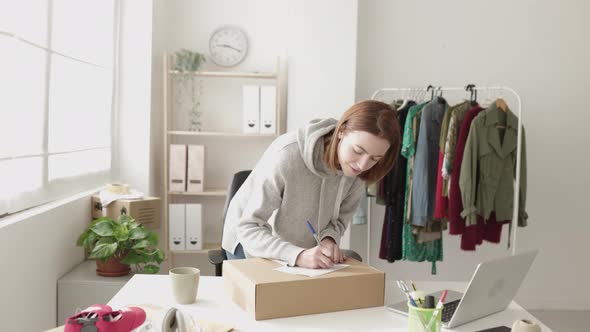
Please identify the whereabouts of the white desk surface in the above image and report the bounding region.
[108,275,552,332]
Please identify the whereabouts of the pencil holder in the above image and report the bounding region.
[407,302,442,332]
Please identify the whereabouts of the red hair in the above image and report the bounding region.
[324,100,401,183]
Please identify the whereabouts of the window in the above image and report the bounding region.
[0,0,117,216]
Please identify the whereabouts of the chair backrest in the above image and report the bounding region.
[221,170,252,229]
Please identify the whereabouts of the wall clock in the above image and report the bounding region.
[208,25,249,67]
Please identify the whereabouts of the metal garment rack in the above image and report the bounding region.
[366,86,523,265]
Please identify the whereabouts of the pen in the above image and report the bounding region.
[398,281,418,307]
[425,290,448,331]
[306,220,322,246]
[397,281,428,330]
[410,280,423,305]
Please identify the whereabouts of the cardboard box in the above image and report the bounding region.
[91,196,161,229]
[223,258,385,320]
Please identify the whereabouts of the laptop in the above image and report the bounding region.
[387,250,539,328]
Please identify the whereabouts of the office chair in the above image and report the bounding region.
[208,170,363,277]
[208,170,252,277]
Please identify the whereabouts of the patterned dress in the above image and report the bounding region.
[401,102,443,274]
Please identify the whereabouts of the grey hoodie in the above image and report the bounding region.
[221,118,365,266]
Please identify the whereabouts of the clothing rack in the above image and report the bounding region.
[367,85,523,265]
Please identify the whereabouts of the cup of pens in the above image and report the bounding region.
[397,281,445,332]
[408,303,442,332]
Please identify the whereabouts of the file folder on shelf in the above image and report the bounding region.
[186,204,203,250]
[187,145,205,192]
[169,203,186,250]
[242,85,260,133]
[169,144,187,192]
[260,85,276,134]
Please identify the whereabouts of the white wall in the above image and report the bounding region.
[285,0,358,130]
[0,192,91,332]
[354,0,590,310]
[114,0,154,195]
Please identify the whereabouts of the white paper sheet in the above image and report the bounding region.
[274,264,349,277]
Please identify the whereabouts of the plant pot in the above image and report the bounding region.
[95,256,131,277]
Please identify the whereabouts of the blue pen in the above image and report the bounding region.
[397,281,419,307]
[306,220,322,245]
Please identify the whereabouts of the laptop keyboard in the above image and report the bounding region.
[441,300,460,322]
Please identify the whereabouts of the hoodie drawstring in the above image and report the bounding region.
[317,177,346,237]
[318,178,325,234]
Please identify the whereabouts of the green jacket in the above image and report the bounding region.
[459,103,528,227]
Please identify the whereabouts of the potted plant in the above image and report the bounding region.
[173,49,207,132]
[77,214,165,277]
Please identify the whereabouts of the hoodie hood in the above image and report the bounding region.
[296,118,341,178]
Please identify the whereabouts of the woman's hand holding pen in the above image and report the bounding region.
[320,237,346,264]
[296,245,334,269]
[301,221,345,268]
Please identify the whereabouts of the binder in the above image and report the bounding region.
[169,144,187,192]
[169,204,185,250]
[260,85,276,134]
[187,145,205,192]
[185,204,203,250]
[242,85,260,133]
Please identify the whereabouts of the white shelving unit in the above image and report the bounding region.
[162,53,284,268]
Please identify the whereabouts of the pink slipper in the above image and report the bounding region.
[65,304,112,331]
[96,306,147,332]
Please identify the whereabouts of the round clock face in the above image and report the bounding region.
[208,26,249,67]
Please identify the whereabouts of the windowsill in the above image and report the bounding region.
[0,186,104,230]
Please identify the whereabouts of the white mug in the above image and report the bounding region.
[169,267,200,304]
[512,319,542,332]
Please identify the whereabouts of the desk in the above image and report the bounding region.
[105,275,552,332]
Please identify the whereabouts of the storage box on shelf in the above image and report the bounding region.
[162,53,285,269]
[91,196,161,229]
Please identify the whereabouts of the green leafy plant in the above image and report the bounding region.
[76,215,165,274]
[173,49,207,131]
[174,49,206,72]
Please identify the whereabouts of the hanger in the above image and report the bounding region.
[427,85,434,101]
[496,98,508,112]
[493,91,508,128]
[463,84,472,102]
[495,97,508,129]
[465,84,474,103]
[468,84,478,105]
[397,89,409,110]
[436,86,446,104]
[481,88,493,108]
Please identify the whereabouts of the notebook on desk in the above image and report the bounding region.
[387,250,539,328]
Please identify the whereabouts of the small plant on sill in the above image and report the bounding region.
[76,214,165,276]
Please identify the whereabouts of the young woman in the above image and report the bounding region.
[221,100,401,269]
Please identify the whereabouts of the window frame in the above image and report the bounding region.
[0,1,120,217]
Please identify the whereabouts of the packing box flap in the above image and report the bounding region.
[224,258,385,320]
